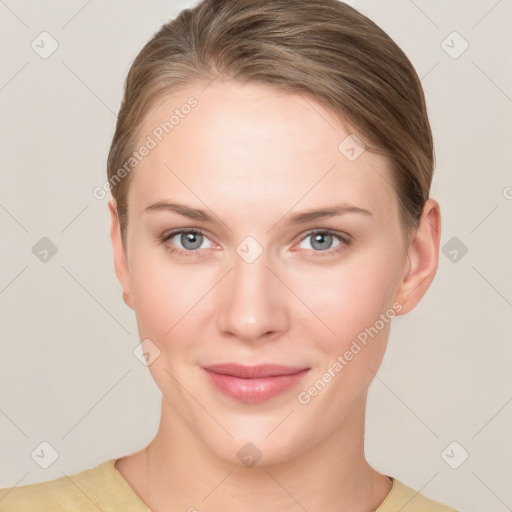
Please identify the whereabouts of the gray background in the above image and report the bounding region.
[1,1,511,510]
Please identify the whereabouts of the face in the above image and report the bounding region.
[110,80,435,466]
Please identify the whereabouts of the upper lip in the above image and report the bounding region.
[203,363,309,379]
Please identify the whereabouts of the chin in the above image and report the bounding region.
[208,434,305,469]
[193,411,319,469]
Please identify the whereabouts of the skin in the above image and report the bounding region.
[109,80,441,512]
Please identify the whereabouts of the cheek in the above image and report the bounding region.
[295,251,400,415]
[301,245,403,356]
[128,256,216,394]
[128,248,218,342]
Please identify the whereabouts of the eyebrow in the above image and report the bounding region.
[144,200,373,224]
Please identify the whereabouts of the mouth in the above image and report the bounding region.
[201,363,310,404]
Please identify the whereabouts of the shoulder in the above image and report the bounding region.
[0,458,147,512]
[377,477,460,512]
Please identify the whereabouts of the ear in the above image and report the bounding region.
[108,198,134,310]
[394,198,442,315]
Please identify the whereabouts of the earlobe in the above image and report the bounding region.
[108,198,134,310]
[394,199,442,315]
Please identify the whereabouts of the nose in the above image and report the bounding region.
[216,248,290,344]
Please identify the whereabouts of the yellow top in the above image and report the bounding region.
[0,458,459,511]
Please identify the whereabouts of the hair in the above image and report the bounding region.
[107,0,434,249]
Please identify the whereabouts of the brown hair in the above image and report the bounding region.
[107,0,434,249]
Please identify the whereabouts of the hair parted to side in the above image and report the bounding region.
[107,0,434,249]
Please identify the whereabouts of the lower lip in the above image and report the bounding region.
[203,369,310,404]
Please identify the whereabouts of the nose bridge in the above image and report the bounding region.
[217,243,288,341]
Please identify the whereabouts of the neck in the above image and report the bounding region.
[127,394,392,512]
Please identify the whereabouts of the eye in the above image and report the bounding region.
[160,228,351,258]
[160,229,216,256]
[296,230,350,255]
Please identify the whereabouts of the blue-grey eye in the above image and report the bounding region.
[162,230,216,255]
[180,232,203,250]
[299,232,342,251]
[312,233,332,250]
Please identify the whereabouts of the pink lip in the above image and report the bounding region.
[202,363,310,404]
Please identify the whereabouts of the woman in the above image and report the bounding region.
[0,0,459,510]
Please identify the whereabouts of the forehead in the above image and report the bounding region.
[128,80,397,224]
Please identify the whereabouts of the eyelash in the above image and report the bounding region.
[159,229,351,258]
